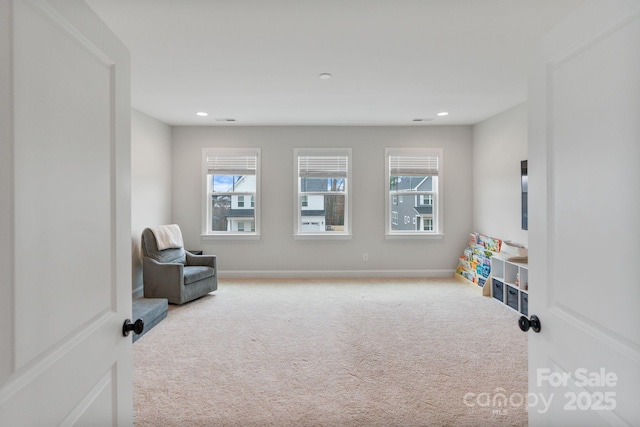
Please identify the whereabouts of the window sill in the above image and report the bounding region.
[385,233,444,240]
[294,233,353,240]
[201,233,260,241]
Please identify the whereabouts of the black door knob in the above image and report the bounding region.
[518,315,541,333]
[123,318,144,337]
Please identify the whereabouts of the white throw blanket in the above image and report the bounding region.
[150,224,184,250]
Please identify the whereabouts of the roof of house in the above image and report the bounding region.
[414,206,433,215]
[301,210,326,216]
[393,176,432,191]
[300,178,329,192]
[226,209,255,218]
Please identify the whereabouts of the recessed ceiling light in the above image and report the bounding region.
[319,73,332,80]
[437,112,449,117]
[196,112,208,117]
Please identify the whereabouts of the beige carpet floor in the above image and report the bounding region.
[134,278,527,426]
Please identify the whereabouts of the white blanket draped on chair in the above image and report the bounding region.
[150,224,184,250]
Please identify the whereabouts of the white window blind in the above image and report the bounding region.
[207,154,257,175]
[298,155,348,178]
[389,154,439,176]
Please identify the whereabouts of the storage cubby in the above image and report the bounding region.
[491,254,528,315]
[492,260,504,282]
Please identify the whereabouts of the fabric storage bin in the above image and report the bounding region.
[506,286,518,311]
[492,279,504,302]
[520,292,528,316]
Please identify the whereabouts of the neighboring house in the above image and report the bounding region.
[391,176,434,231]
[300,178,327,232]
[226,175,256,232]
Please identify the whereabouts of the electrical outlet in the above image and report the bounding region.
[363,253,369,261]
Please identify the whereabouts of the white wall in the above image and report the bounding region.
[172,126,473,277]
[472,102,528,246]
[131,109,172,294]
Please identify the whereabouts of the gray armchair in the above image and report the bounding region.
[141,227,217,304]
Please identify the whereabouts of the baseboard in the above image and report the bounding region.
[218,269,455,279]
[131,271,456,292]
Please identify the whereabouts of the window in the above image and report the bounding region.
[385,148,442,238]
[294,148,351,238]
[203,148,260,238]
[420,194,433,206]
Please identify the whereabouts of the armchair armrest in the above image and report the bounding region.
[143,257,184,302]
[186,252,216,269]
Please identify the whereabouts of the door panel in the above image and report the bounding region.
[2,327,120,425]
[549,17,640,342]
[0,0,131,425]
[529,1,640,425]
[14,0,114,366]
[63,368,116,427]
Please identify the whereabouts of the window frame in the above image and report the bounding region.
[384,147,443,239]
[201,147,261,240]
[293,148,352,240]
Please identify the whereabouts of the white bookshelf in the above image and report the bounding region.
[491,254,528,315]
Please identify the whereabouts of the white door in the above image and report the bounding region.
[0,0,132,425]
[528,0,640,425]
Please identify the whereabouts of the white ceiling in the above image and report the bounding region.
[85,0,583,126]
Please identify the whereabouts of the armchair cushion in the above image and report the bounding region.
[186,251,215,267]
[184,266,215,285]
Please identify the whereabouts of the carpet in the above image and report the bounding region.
[133,278,527,426]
